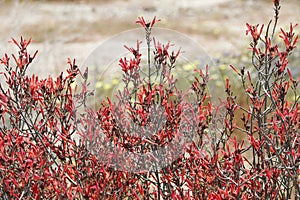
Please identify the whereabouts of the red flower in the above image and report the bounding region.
[136,16,161,29]
[119,57,139,73]
[0,54,9,66]
[279,23,298,52]
[124,40,142,59]
[0,93,8,114]
[119,57,129,73]
[246,23,264,44]
[10,37,32,51]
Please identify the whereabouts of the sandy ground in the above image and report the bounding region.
[0,0,299,78]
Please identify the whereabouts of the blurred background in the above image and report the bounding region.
[0,0,299,78]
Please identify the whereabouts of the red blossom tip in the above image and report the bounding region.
[136,16,161,29]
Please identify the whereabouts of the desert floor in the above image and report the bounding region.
[0,0,299,78]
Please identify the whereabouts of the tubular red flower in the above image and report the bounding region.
[124,40,142,59]
[136,16,161,30]
[246,23,264,44]
[0,54,9,66]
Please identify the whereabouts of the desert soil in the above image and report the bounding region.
[0,0,299,77]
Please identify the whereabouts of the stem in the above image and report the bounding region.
[271,4,280,39]
[146,28,152,90]
[154,162,161,200]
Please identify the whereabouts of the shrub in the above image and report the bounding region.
[0,0,299,199]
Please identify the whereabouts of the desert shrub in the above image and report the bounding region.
[0,0,299,199]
